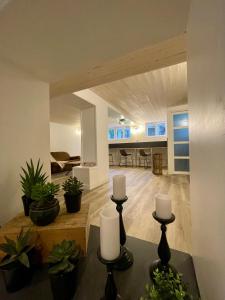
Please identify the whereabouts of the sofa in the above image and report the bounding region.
[50,152,80,174]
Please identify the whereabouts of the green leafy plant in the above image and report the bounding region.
[47,240,80,275]
[62,177,83,196]
[0,228,34,268]
[140,268,195,300]
[31,182,60,207]
[20,159,48,198]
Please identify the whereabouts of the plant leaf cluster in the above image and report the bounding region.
[31,182,60,207]
[0,228,34,268]
[47,240,80,275]
[20,159,48,198]
[62,177,84,196]
[140,268,196,300]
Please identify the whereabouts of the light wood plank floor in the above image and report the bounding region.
[52,167,191,254]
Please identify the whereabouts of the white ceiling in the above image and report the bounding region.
[50,94,92,126]
[92,62,187,124]
[0,0,190,84]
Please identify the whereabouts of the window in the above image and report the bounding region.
[116,127,124,139]
[146,122,166,137]
[108,126,131,140]
[108,128,115,140]
[124,127,131,139]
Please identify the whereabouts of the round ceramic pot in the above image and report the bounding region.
[22,195,33,217]
[29,199,60,226]
[64,192,82,213]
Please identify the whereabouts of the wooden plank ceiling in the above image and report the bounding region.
[91,62,187,124]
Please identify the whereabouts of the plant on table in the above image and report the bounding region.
[0,228,35,292]
[29,182,60,226]
[140,268,196,300]
[62,177,84,213]
[47,240,81,300]
[20,159,48,216]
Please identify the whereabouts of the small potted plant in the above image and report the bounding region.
[0,228,35,292]
[29,182,60,226]
[62,177,84,213]
[47,240,81,300]
[140,268,195,300]
[20,159,47,216]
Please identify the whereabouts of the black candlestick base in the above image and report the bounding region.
[150,211,177,281]
[111,196,134,271]
[97,248,122,300]
[113,246,133,271]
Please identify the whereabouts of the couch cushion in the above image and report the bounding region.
[51,151,70,161]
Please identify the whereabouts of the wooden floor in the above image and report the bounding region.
[52,167,191,254]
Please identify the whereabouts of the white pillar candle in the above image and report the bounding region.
[155,193,172,219]
[113,175,126,200]
[100,206,120,261]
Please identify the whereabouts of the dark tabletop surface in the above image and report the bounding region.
[0,225,199,300]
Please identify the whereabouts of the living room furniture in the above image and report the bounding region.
[109,153,114,166]
[0,226,200,299]
[50,152,80,174]
[138,149,151,168]
[152,153,163,175]
[0,202,89,262]
[119,149,133,167]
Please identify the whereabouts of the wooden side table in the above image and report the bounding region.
[0,202,89,262]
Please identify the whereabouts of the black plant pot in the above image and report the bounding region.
[29,199,60,226]
[50,268,78,300]
[22,195,33,216]
[64,192,82,213]
[0,256,33,293]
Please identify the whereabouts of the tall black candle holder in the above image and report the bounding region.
[111,196,134,270]
[150,211,177,280]
[97,247,122,300]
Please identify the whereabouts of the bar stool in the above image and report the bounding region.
[139,149,151,168]
[119,149,133,167]
[109,153,114,166]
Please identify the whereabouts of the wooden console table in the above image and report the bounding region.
[0,202,89,262]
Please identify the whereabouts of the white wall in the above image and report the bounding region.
[0,59,50,225]
[188,1,225,299]
[81,107,96,163]
[74,90,109,188]
[50,122,81,156]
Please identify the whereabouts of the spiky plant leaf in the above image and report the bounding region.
[18,253,30,268]
[0,228,34,269]
[20,159,48,198]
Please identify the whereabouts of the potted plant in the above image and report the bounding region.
[20,159,47,216]
[29,182,60,226]
[62,177,84,213]
[140,268,196,300]
[0,228,35,293]
[47,240,81,300]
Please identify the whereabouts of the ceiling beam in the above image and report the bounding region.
[50,33,187,98]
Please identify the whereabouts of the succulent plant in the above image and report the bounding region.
[20,159,48,198]
[140,268,195,300]
[47,240,80,275]
[62,177,83,196]
[0,228,34,268]
[31,182,60,207]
